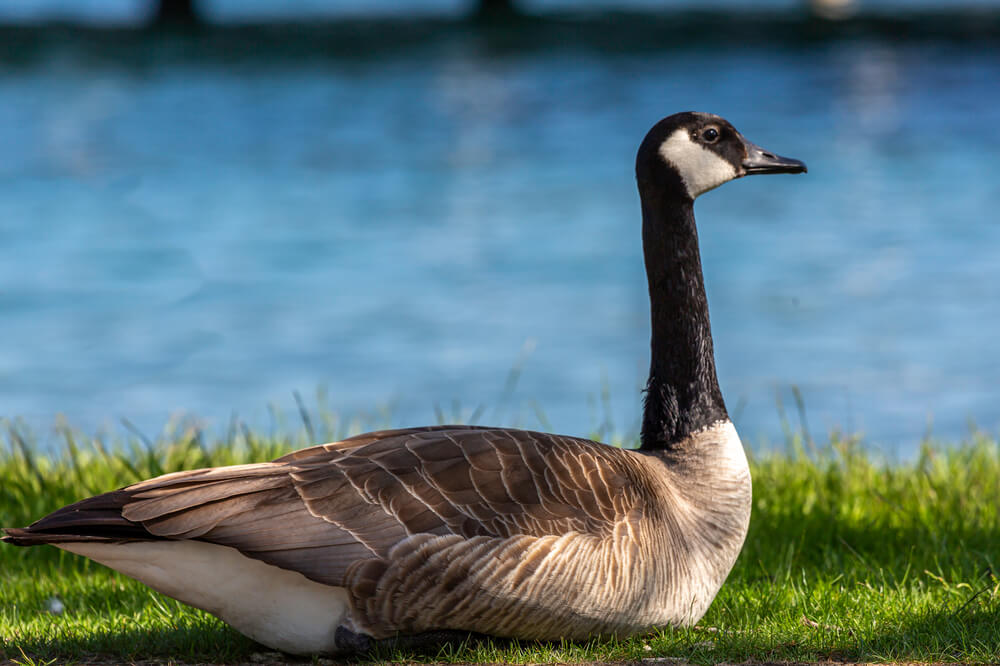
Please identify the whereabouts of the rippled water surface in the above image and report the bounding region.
[2,26,999,453]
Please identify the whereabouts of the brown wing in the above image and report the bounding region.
[4,426,643,589]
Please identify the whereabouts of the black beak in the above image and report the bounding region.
[742,140,807,175]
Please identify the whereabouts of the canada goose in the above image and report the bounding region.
[3,112,805,655]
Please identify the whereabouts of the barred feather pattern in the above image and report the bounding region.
[3,422,750,643]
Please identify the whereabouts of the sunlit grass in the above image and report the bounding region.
[2,409,999,664]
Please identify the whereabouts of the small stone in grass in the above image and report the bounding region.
[44,597,64,615]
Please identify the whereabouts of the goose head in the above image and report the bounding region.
[636,111,807,200]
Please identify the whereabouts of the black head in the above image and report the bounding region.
[636,111,806,201]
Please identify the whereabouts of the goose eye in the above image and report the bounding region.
[702,128,719,143]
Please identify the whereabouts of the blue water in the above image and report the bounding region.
[2,30,1000,454]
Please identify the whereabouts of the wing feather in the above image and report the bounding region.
[5,426,645,593]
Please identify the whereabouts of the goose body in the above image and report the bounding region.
[3,112,805,655]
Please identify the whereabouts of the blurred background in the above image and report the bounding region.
[2,0,999,455]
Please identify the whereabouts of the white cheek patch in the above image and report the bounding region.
[658,129,738,198]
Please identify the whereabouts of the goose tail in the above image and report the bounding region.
[2,489,156,546]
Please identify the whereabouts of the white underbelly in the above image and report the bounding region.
[61,540,350,655]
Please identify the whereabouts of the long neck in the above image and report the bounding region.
[638,183,728,450]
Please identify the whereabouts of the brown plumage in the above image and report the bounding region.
[5,423,751,645]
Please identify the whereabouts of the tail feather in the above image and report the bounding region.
[2,488,158,546]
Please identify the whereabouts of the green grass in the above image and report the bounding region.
[1,414,999,664]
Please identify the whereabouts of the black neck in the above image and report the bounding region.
[638,180,727,450]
